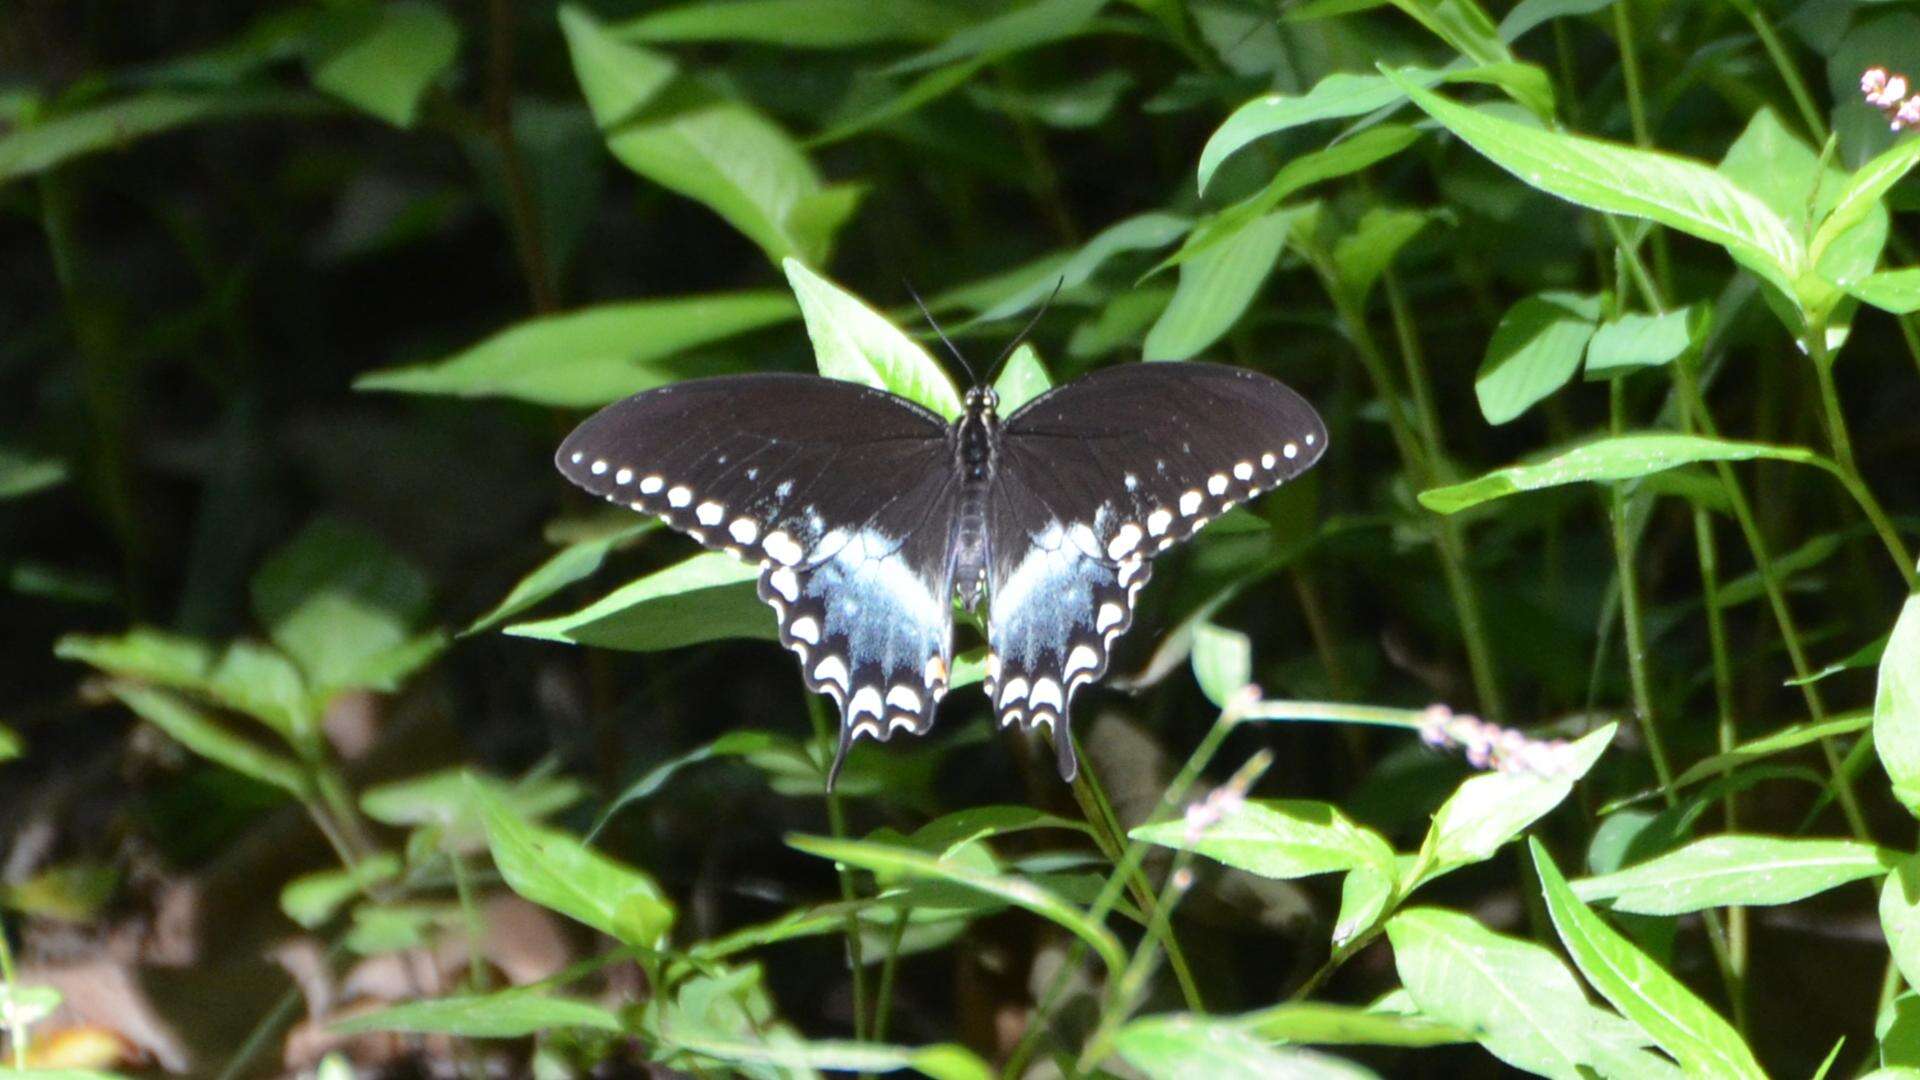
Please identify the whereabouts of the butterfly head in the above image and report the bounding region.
[964,385,1000,416]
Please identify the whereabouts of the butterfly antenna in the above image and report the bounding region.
[986,277,1064,383]
[904,279,978,386]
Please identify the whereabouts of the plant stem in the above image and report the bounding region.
[869,909,910,1044]
[1067,739,1204,1010]
[1728,0,1827,139]
[1607,379,1676,796]
[805,695,868,1040]
[1806,335,1917,588]
[484,0,557,313]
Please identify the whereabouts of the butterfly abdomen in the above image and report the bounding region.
[950,395,998,609]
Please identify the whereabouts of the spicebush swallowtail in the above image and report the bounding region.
[557,360,1326,787]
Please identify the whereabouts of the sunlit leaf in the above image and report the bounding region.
[1573,835,1892,915]
[1331,205,1433,308]
[280,853,402,928]
[992,343,1053,413]
[1532,840,1766,1078]
[1419,435,1834,514]
[1115,1014,1381,1078]
[356,294,797,407]
[1876,586,1920,817]
[785,259,964,418]
[0,89,315,184]
[504,552,770,651]
[106,684,310,796]
[615,0,966,48]
[309,1,460,129]
[1144,208,1298,361]
[657,1033,993,1080]
[887,0,1107,74]
[971,212,1189,323]
[1813,134,1920,275]
[1132,799,1395,882]
[1850,268,1920,315]
[0,447,67,499]
[330,989,623,1037]
[1420,724,1613,880]
[1584,306,1704,378]
[1240,997,1469,1047]
[1474,292,1600,425]
[470,775,676,947]
[1190,621,1253,707]
[467,523,654,635]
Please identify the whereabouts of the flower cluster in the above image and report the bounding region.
[1863,68,1920,131]
[1181,782,1246,844]
[1418,704,1578,777]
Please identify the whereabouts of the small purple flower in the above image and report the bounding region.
[1870,73,1910,109]
[1896,97,1920,131]
[1864,67,1891,98]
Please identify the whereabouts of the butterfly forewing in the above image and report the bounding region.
[983,362,1328,776]
[555,374,961,778]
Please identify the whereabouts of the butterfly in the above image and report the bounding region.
[556,349,1326,788]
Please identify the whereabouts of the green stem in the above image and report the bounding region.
[451,853,489,993]
[1807,337,1917,588]
[1068,739,1204,1011]
[869,908,910,1044]
[1607,379,1676,796]
[805,695,868,1041]
[1074,851,1198,1074]
[1727,0,1827,139]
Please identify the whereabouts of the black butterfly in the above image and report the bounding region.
[556,357,1326,787]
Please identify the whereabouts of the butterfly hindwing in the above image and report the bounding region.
[555,375,960,779]
[985,362,1327,777]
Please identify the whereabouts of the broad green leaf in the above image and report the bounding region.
[1573,835,1892,915]
[0,89,313,184]
[1474,292,1600,425]
[972,212,1189,322]
[789,833,1125,977]
[656,1034,992,1080]
[1584,306,1703,378]
[616,0,965,47]
[55,629,217,692]
[1716,107,1829,226]
[329,989,623,1037]
[560,5,854,265]
[1160,126,1419,277]
[280,853,402,928]
[1876,587,1920,816]
[467,523,653,634]
[1199,70,1447,193]
[1114,1014,1380,1078]
[785,259,963,418]
[1420,724,1613,879]
[0,447,66,499]
[1240,998,1469,1047]
[362,769,587,851]
[504,552,770,651]
[1532,840,1766,1078]
[1333,864,1394,947]
[0,723,19,762]
[887,0,1106,74]
[590,730,785,838]
[1418,434,1832,514]
[1069,286,1174,358]
[810,59,985,147]
[1850,268,1920,315]
[107,684,309,796]
[992,343,1052,413]
[250,519,441,699]
[1387,906,1672,1079]
[1143,208,1296,361]
[309,2,460,128]
[470,775,675,947]
[1883,856,1920,991]
[907,804,1089,853]
[1813,135,1920,273]
[357,294,796,407]
[1331,206,1432,307]
[1390,0,1510,65]
[1391,75,1803,298]
[205,640,315,749]
[1190,621,1252,707]
[1131,799,1395,882]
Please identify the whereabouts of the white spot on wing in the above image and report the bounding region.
[615,468,633,485]
[1284,442,1299,459]
[1030,677,1063,712]
[1180,490,1203,515]
[813,654,849,688]
[1233,461,1254,481]
[1107,523,1141,559]
[789,615,820,644]
[1207,474,1228,496]
[591,459,609,476]
[768,566,800,601]
[1147,509,1172,536]
[668,486,692,508]
[1065,644,1100,680]
[764,530,803,566]
[696,502,724,526]
[640,475,664,494]
[1097,602,1125,633]
[1305,433,1316,446]
[570,452,584,465]
[999,677,1029,706]
[886,685,922,713]
[849,686,883,720]
[1261,452,1277,469]
[730,518,759,544]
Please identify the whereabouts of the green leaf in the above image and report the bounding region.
[810,59,986,147]
[0,983,63,1027]
[1131,799,1395,882]
[785,259,963,418]
[789,833,1126,977]
[887,0,1107,75]
[1883,856,1920,992]
[1875,587,1920,817]
[560,5,853,265]
[280,853,402,928]
[362,769,587,846]
[1496,0,1614,42]
[972,211,1189,322]
[655,1034,993,1080]
[0,89,314,184]
[330,989,623,1037]
[356,293,797,407]
[992,343,1052,413]
[590,730,785,838]
[309,2,460,128]
[1240,998,1469,1047]
[1532,839,1766,1078]
[1387,906,1672,1079]
[1420,724,1613,880]
[1813,134,1920,275]
[1331,205,1433,308]
[1850,268,1920,315]
[1573,835,1892,915]
[1390,74,1803,298]
[1391,0,1511,65]
[470,775,676,947]
[55,628,217,692]
[1418,434,1833,514]
[1115,1014,1380,1078]
[1143,208,1297,361]
[504,552,770,651]
[107,684,310,796]
[467,523,653,635]
[1667,711,1871,791]
[907,804,1090,853]
[250,519,440,699]
[0,446,67,499]
[205,640,316,749]
[615,0,966,48]
[1190,621,1252,707]
[1198,70,1446,193]
[0,723,20,762]
[1584,306,1704,378]
[1474,292,1600,425]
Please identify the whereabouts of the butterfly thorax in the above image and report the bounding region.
[950,387,999,609]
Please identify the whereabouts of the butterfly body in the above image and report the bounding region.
[556,362,1326,787]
